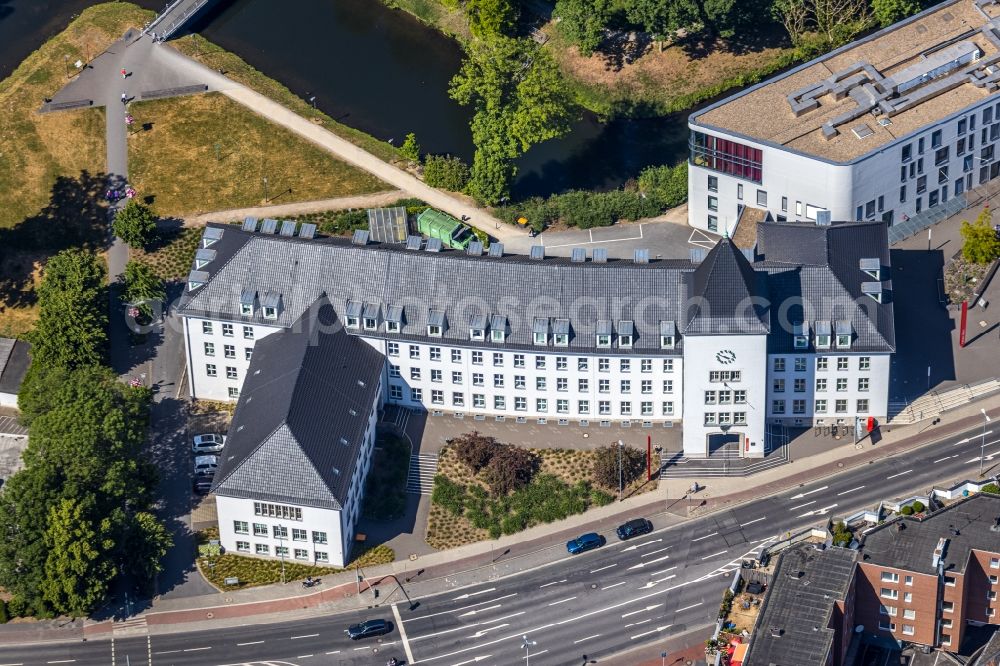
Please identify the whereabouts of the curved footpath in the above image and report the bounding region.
[0,397,996,646]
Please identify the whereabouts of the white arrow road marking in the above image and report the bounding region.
[459,604,501,617]
[450,656,492,665]
[691,531,718,542]
[798,503,838,518]
[651,566,678,577]
[886,469,913,479]
[410,612,526,643]
[625,618,652,628]
[956,431,993,444]
[538,580,566,588]
[788,500,816,511]
[676,602,704,613]
[622,538,663,552]
[590,563,618,573]
[836,486,865,496]
[631,625,672,640]
[628,554,671,569]
[641,574,677,589]
[574,634,601,644]
[622,605,659,618]
[933,455,958,463]
[789,486,828,500]
[393,603,416,665]
[741,517,767,526]
[407,594,518,622]
[470,623,509,638]
[967,456,984,464]
[641,546,673,558]
[548,596,577,606]
[453,587,496,600]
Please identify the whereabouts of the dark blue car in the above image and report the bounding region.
[566,532,603,554]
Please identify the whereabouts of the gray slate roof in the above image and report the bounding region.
[0,338,30,395]
[177,221,894,352]
[211,296,384,509]
[744,543,858,666]
[861,493,1000,576]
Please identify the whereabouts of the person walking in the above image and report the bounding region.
[121,91,128,104]
[120,68,127,79]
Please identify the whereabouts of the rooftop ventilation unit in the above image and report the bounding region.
[633,248,650,264]
[426,238,442,252]
[467,241,484,256]
[242,216,258,232]
[529,245,545,260]
[298,223,317,239]
[770,627,784,638]
[877,117,893,127]
[690,248,706,264]
[405,235,422,250]
[351,229,370,246]
[488,242,504,257]
[592,248,608,263]
[571,248,586,263]
[279,220,297,237]
[851,124,874,140]
[260,218,278,234]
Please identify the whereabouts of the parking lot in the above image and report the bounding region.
[503,218,720,260]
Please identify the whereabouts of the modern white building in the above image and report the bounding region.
[177,216,894,564]
[688,0,1000,238]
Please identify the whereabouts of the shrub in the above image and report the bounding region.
[961,210,1000,265]
[400,132,421,163]
[431,475,467,516]
[424,155,471,191]
[317,209,368,236]
[719,589,734,619]
[483,445,538,496]
[982,483,1000,494]
[912,500,925,513]
[113,201,158,249]
[7,596,27,618]
[0,600,8,624]
[638,162,688,209]
[592,443,646,490]
[900,505,914,515]
[450,432,501,473]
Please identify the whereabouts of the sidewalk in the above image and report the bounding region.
[184,190,406,226]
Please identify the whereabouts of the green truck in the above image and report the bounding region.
[416,208,475,250]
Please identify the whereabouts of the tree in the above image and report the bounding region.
[450,431,502,473]
[399,133,421,163]
[123,260,165,318]
[772,0,811,45]
[41,498,116,616]
[871,0,920,27]
[27,249,107,371]
[625,0,686,49]
[122,511,173,584]
[638,162,688,209]
[553,0,611,56]
[423,155,471,191]
[812,0,871,45]
[592,443,646,490]
[450,37,574,204]
[113,201,158,249]
[482,445,537,495]
[961,210,1000,264]
[467,0,519,38]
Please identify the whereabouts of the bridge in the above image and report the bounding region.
[144,0,220,41]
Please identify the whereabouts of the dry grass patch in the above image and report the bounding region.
[129,227,201,281]
[127,93,386,218]
[0,251,44,338]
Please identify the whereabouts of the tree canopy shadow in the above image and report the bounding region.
[0,170,113,310]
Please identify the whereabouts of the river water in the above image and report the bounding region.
[1,0,691,197]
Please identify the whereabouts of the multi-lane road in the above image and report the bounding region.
[4,420,998,666]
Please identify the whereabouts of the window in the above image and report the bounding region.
[959,118,967,135]
[428,324,442,337]
[234,521,249,534]
[772,400,786,415]
[794,357,806,372]
[245,347,253,361]
[312,531,328,545]
[556,377,568,392]
[734,390,746,403]
[222,323,233,337]
[431,390,444,405]
[916,175,927,194]
[931,129,942,148]
[773,357,785,372]
[453,392,465,407]
[253,523,268,537]
[817,357,828,371]
[514,354,525,368]
[255,543,270,555]
[708,195,719,212]
[273,525,288,539]
[206,364,217,377]
[690,132,764,182]
[835,399,847,413]
[903,609,915,620]
[904,575,913,586]
[202,321,214,335]
[880,588,898,599]
[578,358,589,371]
[315,551,328,563]
[705,412,717,425]
[880,605,896,616]
[515,396,527,411]
[773,379,785,393]
[536,377,547,391]
[491,352,503,367]
[598,358,610,372]
[991,557,999,569]
[756,190,767,206]
[599,379,610,394]
[536,398,548,412]
[515,375,526,389]
[473,373,484,387]
[903,592,912,603]
[837,357,848,371]
[491,328,505,343]
[430,347,441,361]
[708,175,718,192]
[641,380,652,394]
[243,326,254,340]
[494,375,505,389]
[451,349,462,363]
[226,366,238,380]
[494,396,506,409]
[452,371,462,384]
[816,378,827,392]
[943,601,954,612]
[836,378,848,392]
[796,200,803,216]
[204,342,215,357]
[535,356,546,370]
[902,625,914,636]
[857,397,870,412]
[228,387,240,399]
[411,388,422,402]
[935,146,949,167]
[599,401,611,415]
[556,356,568,371]
[881,572,899,583]
[942,634,952,646]
[815,399,827,413]
[389,364,401,378]
[620,380,631,394]
[902,144,912,162]
[224,344,235,359]
[781,196,788,212]
[254,503,303,521]
[236,541,250,552]
[406,345,420,361]
[858,377,869,392]
[578,400,590,414]
[793,399,806,414]
[410,367,421,381]
[294,548,309,560]
[707,216,718,232]
[578,378,589,392]
[663,359,674,372]
[663,401,675,416]
[918,137,925,154]
[794,378,806,393]
[878,619,895,632]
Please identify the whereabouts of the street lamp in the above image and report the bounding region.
[521,634,536,665]
[617,439,624,501]
[982,409,992,478]
[263,176,268,203]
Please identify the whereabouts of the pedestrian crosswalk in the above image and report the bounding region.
[406,453,438,495]
[112,615,148,636]
[0,415,27,437]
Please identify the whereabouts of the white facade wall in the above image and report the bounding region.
[184,317,280,402]
[764,353,890,426]
[689,96,1000,233]
[681,334,768,458]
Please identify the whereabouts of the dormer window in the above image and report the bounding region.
[660,321,676,349]
[490,314,508,344]
[239,289,256,317]
[469,314,487,342]
[260,291,281,320]
[793,321,809,350]
[815,321,832,349]
[345,300,363,330]
[596,320,613,348]
[618,320,634,348]
[362,303,380,331]
[195,248,216,269]
[532,317,550,346]
[835,320,852,349]
[386,321,400,333]
[427,309,446,337]
[201,226,223,248]
[187,270,208,292]
[860,257,881,281]
[385,305,403,333]
[553,318,570,347]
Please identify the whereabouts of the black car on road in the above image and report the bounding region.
[616,518,653,540]
[347,618,392,640]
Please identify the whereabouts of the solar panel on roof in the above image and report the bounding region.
[351,229,370,246]
[298,223,317,239]
[529,245,545,260]
[260,218,278,234]
[488,243,504,257]
[405,235,422,250]
[426,238,442,252]
[633,249,649,264]
[467,241,484,256]
[592,248,608,263]
[279,220,296,237]
[571,248,586,263]
[242,217,258,232]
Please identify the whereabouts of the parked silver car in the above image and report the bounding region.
[194,455,219,477]
[192,433,226,454]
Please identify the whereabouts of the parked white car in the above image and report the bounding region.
[194,455,219,476]
[192,433,227,454]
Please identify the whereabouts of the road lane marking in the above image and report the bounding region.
[701,550,728,560]
[453,587,496,600]
[691,531,718,542]
[590,563,618,573]
[451,657,493,666]
[539,579,566,588]
[799,503,838,518]
[459,604,501,617]
[956,431,993,444]
[326,651,341,655]
[886,469,913,479]
[630,625,671,640]
[625,618,652,628]
[47,662,76,665]
[393,603,417,665]
[628,554,671,569]
[789,486,828,500]
[548,596,577,606]
[522,649,549,660]
[405,594,518,622]
[297,656,314,659]
[236,641,265,646]
[470,623,509,638]
[933,455,958,463]
[602,581,626,590]
[354,646,370,650]
[621,538,663,551]
[482,611,527,624]
[676,602,704,613]
[651,566,677,577]
[290,634,319,640]
[741,517,766,526]
[183,648,211,652]
[622,604,658,618]
[411,612,528,643]
[788,500,816,511]
[574,634,601,644]
[641,546,673,557]
[836,486,865,496]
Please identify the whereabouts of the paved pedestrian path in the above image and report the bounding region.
[184,190,406,226]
